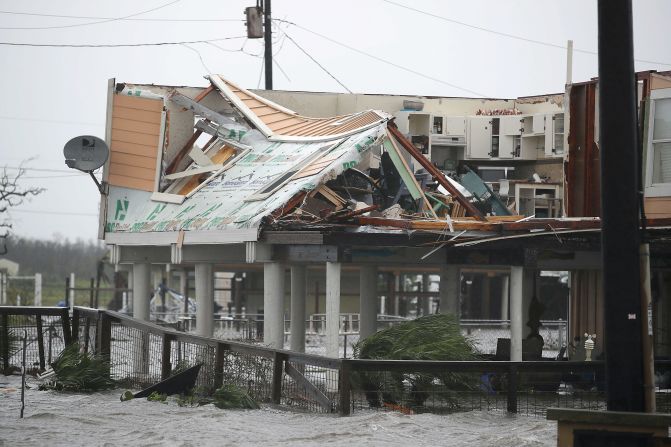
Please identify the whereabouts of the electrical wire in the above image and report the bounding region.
[275,19,488,97]
[180,43,212,73]
[2,166,88,173]
[284,33,352,93]
[0,115,102,126]
[0,35,247,48]
[382,0,671,67]
[0,9,243,23]
[8,209,98,217]
[0,0,182,30]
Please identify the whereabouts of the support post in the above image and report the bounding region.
[60,307,72,346]
[440,265,460,316]
[263,0,273,90]
[214,342,227,389]
[1,313,8,370]
[69,272,75,312]
[510,266,524,362]
[34,273,42,307]
[132,263,151,321]
[290,265,307,353]
[359,265,378,340]
[326,262,341,358]
[598,0,645,412]
[339,360,352,416]
[263,262,285,349]
[272,351,284,404]
[161,334,173,380]
[501,275,510,320]
[195,263,214,337]
[507,363,518,413]
[36,315,45,370]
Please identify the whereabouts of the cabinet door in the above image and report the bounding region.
[394,111,411,134]
[544,114,554,157]
[500,115,523,135]
[467,117,492,159]
[532,114,546,134]
[444,117,466,136]
[544,113,565,157]
[498,135,514,159]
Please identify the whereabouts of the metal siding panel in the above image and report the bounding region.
[109,163,155,181]
[110,140,157,158]
[112,105,162,124]
[110,151,157,170]
[111,128,160,147]
[112,117,161,136]
[108,173,155,191]
[114,94,163,112]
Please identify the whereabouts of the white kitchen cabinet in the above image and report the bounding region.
[544,113,565,157]
[467,117,493,159]
[500,115,524,136]
[444,117,467,136]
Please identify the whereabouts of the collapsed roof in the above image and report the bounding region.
[102,75,671,250]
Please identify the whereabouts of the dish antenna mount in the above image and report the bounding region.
[63,135,109,194]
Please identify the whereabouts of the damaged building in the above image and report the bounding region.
[98,72,671,360]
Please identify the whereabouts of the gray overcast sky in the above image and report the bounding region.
[1,0,669,242]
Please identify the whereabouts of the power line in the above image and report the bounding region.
[0,0,182,30]
[0,35,247,48]
[381,0,671,67]
[274,19,488,97]
[9,209,98,217]
[284,33,352,93]
[0,115,103,126]
[3,166,79,173]
[0,9,242,23]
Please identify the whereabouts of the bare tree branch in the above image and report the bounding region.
[0,161,45,254]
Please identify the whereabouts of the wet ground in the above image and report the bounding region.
[0,375,556,446]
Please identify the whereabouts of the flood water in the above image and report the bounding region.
[1,375,556,446]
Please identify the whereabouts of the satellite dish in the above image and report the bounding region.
[63,135,109,172]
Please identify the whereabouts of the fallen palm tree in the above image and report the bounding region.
[353,314,481,411]
[39,344,115,392]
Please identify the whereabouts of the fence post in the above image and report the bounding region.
[214,342,227,389]
[36,315,45,370]
[161,334,173,380]
[507,363,518,413]
[61,308,72,346]
[272,352,285,404]
[1,313,8,371]
[339,359,352,415]
[97,313,112,363]
[71,308,80,344]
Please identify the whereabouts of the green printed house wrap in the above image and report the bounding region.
[105,126,386,236]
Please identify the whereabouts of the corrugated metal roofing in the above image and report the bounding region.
[209,75,390,141]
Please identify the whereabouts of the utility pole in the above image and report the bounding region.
[597,0,645,412]
[263,0,273,90]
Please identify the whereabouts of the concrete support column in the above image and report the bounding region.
[500,275,510,320]
[325,262,341,358]
[522,269,535,338]
[359,265,378,340]
[440,265,460,316]
[132,263,151,321]
[263,262,285,349]
[421,274,431,316]
[290,265,307,352]
[510,266,524,362]
[195,263,214,337]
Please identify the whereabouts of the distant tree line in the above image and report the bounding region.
[1,236,107,281]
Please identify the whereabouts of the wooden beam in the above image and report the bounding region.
[285,362,333,412]
[165,129,203,175]
[387,123,484,219]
